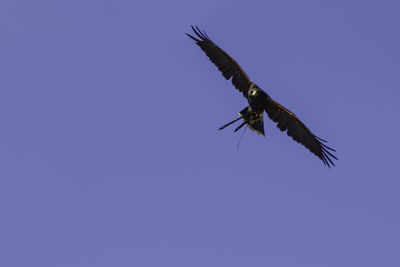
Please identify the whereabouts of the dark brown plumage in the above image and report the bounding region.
[187,26,337,167]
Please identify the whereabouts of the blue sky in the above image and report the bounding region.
[1,0,400,266]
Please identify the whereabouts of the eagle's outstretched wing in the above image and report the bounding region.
[186,26,252,97]
[265,98,337,167]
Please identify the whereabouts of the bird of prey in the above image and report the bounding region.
[186,26,337,167]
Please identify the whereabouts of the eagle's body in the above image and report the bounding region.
[234,84,270,136]
[187,26,337,167]
[248,84,269,114]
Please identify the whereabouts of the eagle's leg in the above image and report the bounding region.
[234,121,247,132]
[218,117,242,130]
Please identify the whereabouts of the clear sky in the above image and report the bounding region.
[1,0,400,266]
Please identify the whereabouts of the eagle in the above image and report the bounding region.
[186,26,337,167]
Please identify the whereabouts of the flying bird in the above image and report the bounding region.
[186,26,337,167]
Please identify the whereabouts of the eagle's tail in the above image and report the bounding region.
[239,106,265,136]
[218,106,265,136]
